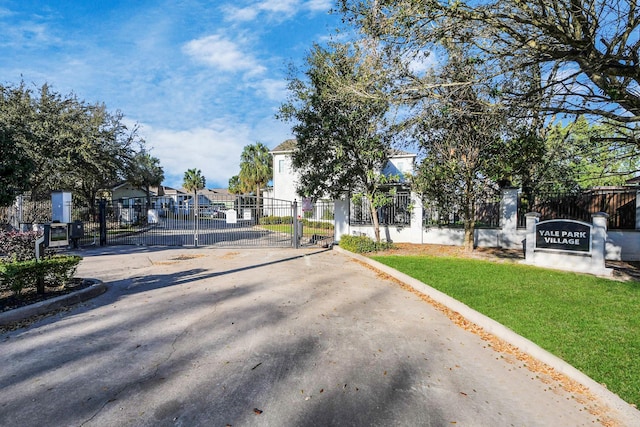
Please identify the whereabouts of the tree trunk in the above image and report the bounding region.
[463,179,475,251]
[369,196,381,243]
[463,219,475,252]
[256,184,261,225]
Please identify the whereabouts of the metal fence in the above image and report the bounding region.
[517,189,637,229]
[423,195,502,228]
[349,191,412,226]
[1,194,336,248]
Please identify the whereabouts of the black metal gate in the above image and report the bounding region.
[2,194,335,249]
[96,195,298,248]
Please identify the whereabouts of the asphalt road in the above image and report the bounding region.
[0,246,637,426]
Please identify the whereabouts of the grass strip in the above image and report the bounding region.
[370,254,640,407]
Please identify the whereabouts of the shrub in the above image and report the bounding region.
[0,255,82,296]
[301,219,334,230]
[338,234,394,254]
[0,230,50,262]
[259,216,294,225]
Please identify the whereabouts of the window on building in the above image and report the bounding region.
[278,159,285,173]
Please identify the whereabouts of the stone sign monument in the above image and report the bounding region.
[523,212,611,276]
[535,220,591,252]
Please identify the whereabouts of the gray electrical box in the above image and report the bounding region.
[52,191,72,223]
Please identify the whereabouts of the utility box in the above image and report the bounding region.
[69,221,84,239]
[45,223,69,248]
[52,191,72,223]
[69,220,84,249]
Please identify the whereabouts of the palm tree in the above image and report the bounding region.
[238,142,272,222]
[228,175,244,195]
[183,167,206,211]
[183,168,205,245]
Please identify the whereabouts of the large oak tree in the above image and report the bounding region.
[278,41,396,242]
[339,0,640,144]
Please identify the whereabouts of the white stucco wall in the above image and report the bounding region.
[606,230,640,261]
[272,152,299,202]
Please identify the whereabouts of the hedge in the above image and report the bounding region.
[338,234,393,254]
[0,255,82,297]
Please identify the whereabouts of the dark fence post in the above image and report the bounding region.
[99,199,107,246]
[293,199,300,249]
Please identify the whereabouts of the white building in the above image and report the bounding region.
[269,139,416,202]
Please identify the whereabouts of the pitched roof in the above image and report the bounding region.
[270,139,297,153]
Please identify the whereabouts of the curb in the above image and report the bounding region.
[333,246,640,425]
[0,279,107,326]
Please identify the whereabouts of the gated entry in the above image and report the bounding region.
[95,195,334,248]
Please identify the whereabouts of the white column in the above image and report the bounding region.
[500,188,519,248]
[524,212,540,262]
[591,212,609,272]
[635,189,640,230]
[410,193,424,243]
[334,198,350,242]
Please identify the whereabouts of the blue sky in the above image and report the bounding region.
[0,0,341,189]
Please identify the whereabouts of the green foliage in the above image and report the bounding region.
[544,117,640,189]
[228,175,243,195]
[183,169,205,198]
[321,210,335,220]
[126,151,165,209]
[339,0,640,145]
[0,230,48,262]
[411,46,504,249]
[301,219,334,230]
[259,216,293,225]
[238,142,272,195]
[279,42,392,202]
[338,234,393,253]
[0,81,142,206]
[279,42,398,242]
[0,255,82,297]
[259,215,334,231]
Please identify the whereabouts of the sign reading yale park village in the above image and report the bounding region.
[535,220,591,253]
[524,212,610,276]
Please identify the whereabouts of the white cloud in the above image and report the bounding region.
[140,120,253,188]
[182,34,266,75]
[1,21,58,48]
[222,0,331,23]
[305,0,333,11]
[221,6,259,22]
[258,0,299,14]
[407,51,438,75]
[252,78,288,101]
[0,7,15,18]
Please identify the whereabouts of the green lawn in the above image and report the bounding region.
[260,224,334,238]
[370,254,640,407]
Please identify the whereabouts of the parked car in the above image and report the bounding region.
[201,204,227,219]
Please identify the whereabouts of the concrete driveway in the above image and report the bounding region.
[0,246,637,426]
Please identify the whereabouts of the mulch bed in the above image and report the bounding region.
[0,278,93,313]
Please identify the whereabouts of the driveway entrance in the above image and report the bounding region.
[1,246,633,426]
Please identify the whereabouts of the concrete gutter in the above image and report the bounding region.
[333,245,640,425]
[0,279,106,326]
